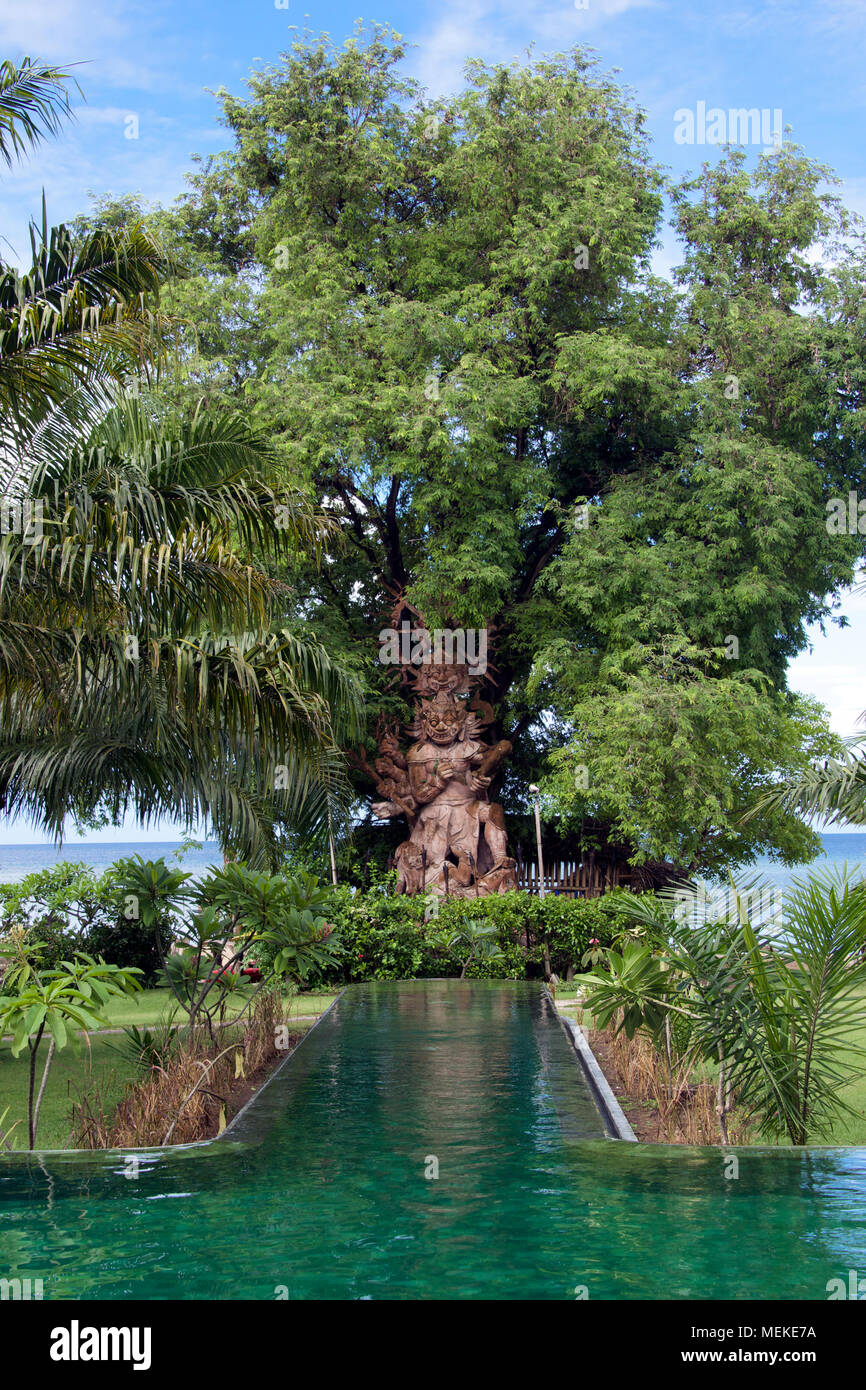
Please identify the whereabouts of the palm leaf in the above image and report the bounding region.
[0,58,79,167]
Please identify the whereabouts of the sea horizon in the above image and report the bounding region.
[1,832,865,893]
[0,839,224,885]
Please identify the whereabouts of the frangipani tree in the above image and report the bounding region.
[0,941,142,1148]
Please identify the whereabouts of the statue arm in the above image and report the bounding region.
[409,758,453,804]
[465,740,512,794]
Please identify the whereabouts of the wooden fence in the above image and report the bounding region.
[515,854,633,899]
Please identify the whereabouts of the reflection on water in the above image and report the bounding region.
[1,981,865,1300]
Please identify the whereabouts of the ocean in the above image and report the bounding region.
[748,832,866,894]
[0,840,224,885]
[0,834,864,893]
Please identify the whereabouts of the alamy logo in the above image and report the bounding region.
[49,1320,152,1371]
[0,498,43,541]
[0,1277,43,1300]
[378,622,487,675]
[674,102,782,148]
[826,1269,866,1300]
[826,492,866,535]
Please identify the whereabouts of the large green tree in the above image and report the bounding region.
[127,26,866,874]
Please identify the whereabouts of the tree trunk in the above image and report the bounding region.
[664,1016,673,1101]
[27,1023,46,1149]
[31,1038,55,1150]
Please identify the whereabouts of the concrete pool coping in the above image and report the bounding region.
[553,1004,638,1142]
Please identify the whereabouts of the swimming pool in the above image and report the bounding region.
[1,980,865,1299]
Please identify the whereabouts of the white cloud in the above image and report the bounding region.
[801,0,866,36]
[0,0,126,58]
[705,0,866,40]
[0,132,193,265]
[0,0,205,95]
[0,0,155,90]
[71,105,172,130]
[409,0,658,97]
[838,176,866,223]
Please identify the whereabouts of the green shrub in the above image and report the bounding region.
[0,859,635,991]
[0,862,170,984]
[0,863,109,968]
[84,914,170,985]
[324,885,431,981]
[320,885,629,982]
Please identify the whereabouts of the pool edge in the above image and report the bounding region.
[553,1003,638,1142]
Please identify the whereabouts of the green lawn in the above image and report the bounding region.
[823,1035,866,1146]
[0,986,342,1152]
[87,985,342,1029]
[0,1035,139,1151]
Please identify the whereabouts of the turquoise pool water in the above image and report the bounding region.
[1,980,865,1300]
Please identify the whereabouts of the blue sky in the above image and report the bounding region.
[0,0,863,842]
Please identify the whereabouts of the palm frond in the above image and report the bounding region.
[0,58,78,168]
[0,395,363,864]
[0,219,173,438]
[747,735,866,827]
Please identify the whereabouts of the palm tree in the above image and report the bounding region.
[0,57,77,166]
[580,869,866,1144]
[0,58,171,457]
[0,58,363,862]
[0,394,362,865]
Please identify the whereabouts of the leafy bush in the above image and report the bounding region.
[0,862,171,983]
[203,864,339,984]
[0,863,112,969]
[83,911,170,985]
[322,884,431,981]
[0,857,632,995]
[429,918,507,979]
[108,1022,178,1074]
[319,885,627,982]
[0,947,142,1147]
[434,890,628,978]
[108,858,341,1035]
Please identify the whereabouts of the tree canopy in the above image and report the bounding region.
[88,25,866,875]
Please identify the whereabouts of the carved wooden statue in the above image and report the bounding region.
[366,637,518,898]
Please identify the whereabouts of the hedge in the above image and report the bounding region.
[320,884,632,983]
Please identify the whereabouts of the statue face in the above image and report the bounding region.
[421,694,465,746]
